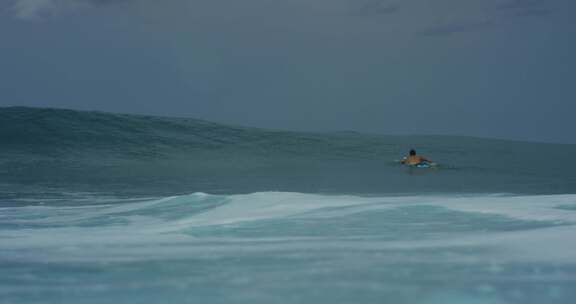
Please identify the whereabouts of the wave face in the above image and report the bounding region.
[2,192,576,303]
[1,106,576,195]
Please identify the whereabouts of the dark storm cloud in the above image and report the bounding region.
[11,0,129,19]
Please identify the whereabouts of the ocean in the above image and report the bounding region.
[1,107,576,303]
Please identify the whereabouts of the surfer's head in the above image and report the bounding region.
[409,149,416,156]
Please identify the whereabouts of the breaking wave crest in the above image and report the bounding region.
[2,192,576,262]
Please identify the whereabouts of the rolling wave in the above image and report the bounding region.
[1,106,576,195]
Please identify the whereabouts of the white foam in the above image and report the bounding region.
[2,192,576,264]
[154,192,576,231]
[430,194,576,223]
[154,192,391,231]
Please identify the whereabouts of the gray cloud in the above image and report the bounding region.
[354,0,399,16]
[419,19,494,37]
[417,0,554,37]
[11,0,126,19]
[496,0,551,18]
[497,0,545,10]
[512,8,550,17]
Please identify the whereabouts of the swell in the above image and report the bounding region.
[1,106,576,195]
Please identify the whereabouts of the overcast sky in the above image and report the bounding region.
[1,0,575,143]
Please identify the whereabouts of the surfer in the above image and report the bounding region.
[400,149,432,166]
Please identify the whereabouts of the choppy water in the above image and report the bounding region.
[2,192,576,304]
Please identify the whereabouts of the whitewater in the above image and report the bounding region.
[2,191,576,304]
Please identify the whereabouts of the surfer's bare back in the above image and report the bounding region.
[400,149,432,166]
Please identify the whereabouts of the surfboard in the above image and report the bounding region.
[408,162,437,168]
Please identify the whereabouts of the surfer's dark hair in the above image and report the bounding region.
[409,149,416,156]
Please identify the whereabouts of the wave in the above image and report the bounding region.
[2,192,576,263]
[3,191,576,304]
[2,106,576,195]
[0,106,399,156]
[4,192,576,229]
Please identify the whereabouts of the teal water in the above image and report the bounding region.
[1,107,576,303]
[1,106,575,195]
[2,192,576,304]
